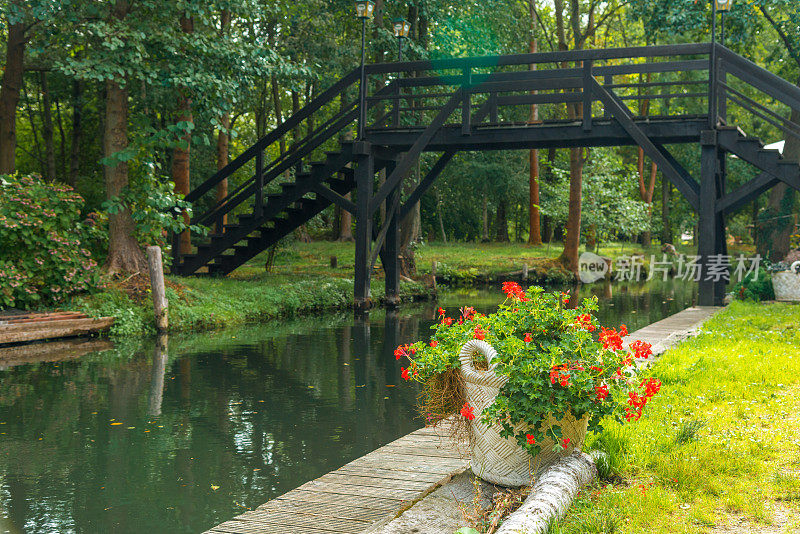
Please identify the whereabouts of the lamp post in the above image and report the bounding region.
[393,18,411,61]
[716,0,733,47]
[355,0,374,140]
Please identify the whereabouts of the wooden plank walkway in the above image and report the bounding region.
[205,424,467,534]
[623,306,722,358]
[205,305,722,534]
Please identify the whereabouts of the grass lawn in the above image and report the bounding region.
[232,239,711,281]
[552,301,800,534]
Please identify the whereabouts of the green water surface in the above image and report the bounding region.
[0,279,696,533]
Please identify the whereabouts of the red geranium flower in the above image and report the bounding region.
[524,333,533,343]
[437,307,446,317]
[561,438,571,448]
[473,325,486,340]
[401,367,411,381]
[526,433,536,445]
[594,384,609,401]
[599,327,624,351]
[430,340,438,348]
[630,340,653,360]
[460,402,475,421]
[441,317,454,327]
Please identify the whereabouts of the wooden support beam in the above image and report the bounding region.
[717,172,777,215]
[312,183,357,213]
[399,152,456,221]
[354,147,374,309]
[698,141,721,307]
[369,90,462,214]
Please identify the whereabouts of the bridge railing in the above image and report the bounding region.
[716,44,800,147]
[361,43,713,136]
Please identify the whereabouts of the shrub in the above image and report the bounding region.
[732,268,774,301]
[0,174,99,309]
[398,284,661,457]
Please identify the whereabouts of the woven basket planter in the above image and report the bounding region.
[773,270,800,302]
[459,339,589,487]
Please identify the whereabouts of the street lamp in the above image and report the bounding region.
[393,18,411,61]
[356,0,374,139]
[716,0,733,46]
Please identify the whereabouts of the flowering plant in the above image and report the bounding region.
[0,174,99,308]
[397,283,660,456]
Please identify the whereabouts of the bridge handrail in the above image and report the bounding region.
[185,68,361,204]
[365,43,711,76]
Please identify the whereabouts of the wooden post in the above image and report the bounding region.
[146,246,169,331]
[431,260,438,292]
[522,263,529,282]
[148,333,168,417]
[330,255,338,269]
[354,144,374,310]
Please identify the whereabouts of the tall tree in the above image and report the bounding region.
[173,12,194,255]
[756,2,800,261]
[103,0,147,273]
[527,0,543,246]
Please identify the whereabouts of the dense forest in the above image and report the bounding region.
[1,1,798,303]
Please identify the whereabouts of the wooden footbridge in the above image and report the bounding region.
[172,43,800,307]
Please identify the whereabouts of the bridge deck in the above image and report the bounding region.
[366,116,707,152]
[204,306,721,534]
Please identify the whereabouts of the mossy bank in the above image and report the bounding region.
[72,274,430,338]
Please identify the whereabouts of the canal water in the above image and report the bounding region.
[0,278,696,533]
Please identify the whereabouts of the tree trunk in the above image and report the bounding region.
[40,72,57,181]
[481,197,489,241]
[69,81,82,187]
[561,147,583,273]
[104,79,146,274]
[0,21,25,174]
[495,199,509,242]
[214,9,231,229]
[215,111,230,229]
[527,1,542,246]
[173,15,194,255]
[436,188,447,243]
[661,177,672,244]
[757,106,800,261]
[337,194,354,241]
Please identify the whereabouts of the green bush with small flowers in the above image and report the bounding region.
[398,284,661,457]
[0,174,100,309]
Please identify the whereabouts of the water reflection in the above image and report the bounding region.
[0,279,695,533]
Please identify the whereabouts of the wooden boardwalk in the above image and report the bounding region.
[205,425,467,534]
[205,305,721,534]
[623,306,722,358]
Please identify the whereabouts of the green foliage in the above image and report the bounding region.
[77,288,153,337]
[402,285,661,457]
[732,267,774,301]
[102,168,206,254]
[0,174,99,309]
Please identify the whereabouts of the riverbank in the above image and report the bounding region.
[42,239,700,339]
[71,273,429,337]
[552,300,800,533]
[235,240,691,285]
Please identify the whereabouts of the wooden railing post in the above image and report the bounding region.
[255,148,263,218]
[582,59,593,131]
[709,43,717,129]
[717,59,727,125]
[602,74,612,119]
[462,66,471,136]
